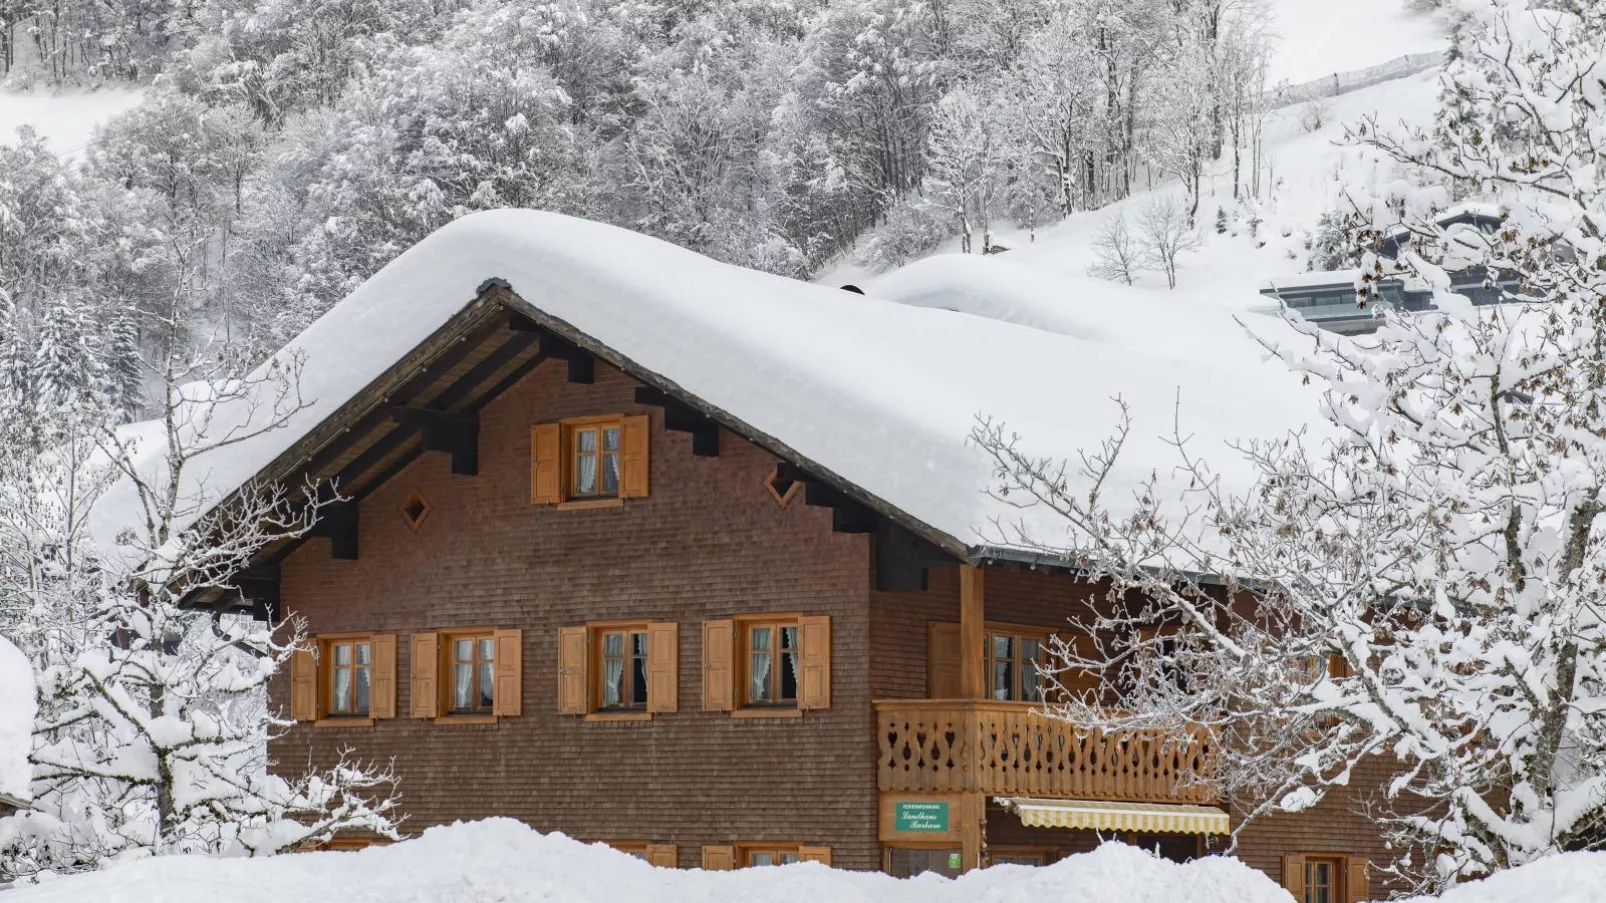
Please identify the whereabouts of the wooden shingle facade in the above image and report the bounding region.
[218,282,1387,900]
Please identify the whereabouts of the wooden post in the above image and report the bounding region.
[959,792,984,872]
[958,565,986,699]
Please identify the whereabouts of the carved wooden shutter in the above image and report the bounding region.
[493,628,523,717]
[798,615,832,710]
[1345,858,1369,903]
[645,844,677,868]
[1283,854,1305,900]
[646,622,678,714]
[702,620,734,712]
[701,845,734,871]
[620,414,651,499]
[370,634,397,719]
[530,423,562,504]
[558,626,588,714]
[798,846,832,865]
[411,632,439,719]
[290,643,318,721]
[928,621,962,698]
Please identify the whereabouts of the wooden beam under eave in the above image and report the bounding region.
[959,564,985,700]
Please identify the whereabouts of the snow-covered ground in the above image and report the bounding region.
[3,820,1292,903]
[1267,0,1447,85]
[0,86,144,155]
[0,637,35,807]
[6,819,1602,903]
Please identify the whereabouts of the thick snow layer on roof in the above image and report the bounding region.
[0,637,35,804]
[93,210,1326,562]
[2,819,1296,903]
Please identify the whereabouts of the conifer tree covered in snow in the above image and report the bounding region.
[975,0,1606,891]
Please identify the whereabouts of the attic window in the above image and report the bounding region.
[400,490,432,531]
[765,466,801,507]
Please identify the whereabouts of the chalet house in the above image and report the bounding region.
[160,211,1376,902]
[1260,203,1516,334]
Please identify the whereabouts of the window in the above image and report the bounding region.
[883,847,961,878]
[702,615,830,713]
[742,846,801,867]
[530,415,650,505]
[988,849,1051,866]
[986,631,1046,702]
[571,419,622,499]
[1284,853,1367,903]
[407,629,522,721]
[558,622,677,717]
[598,627,650,710]
[744,619,800,706]
[325,637,373,717]
[447,632,496,714]
[1304,856,1341,903]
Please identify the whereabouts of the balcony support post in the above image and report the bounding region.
[959,565,986,700]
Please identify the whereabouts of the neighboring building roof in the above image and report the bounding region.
[0,637,35,808]
[93,211,1324,578]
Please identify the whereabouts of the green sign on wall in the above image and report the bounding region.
[894,801,951,832]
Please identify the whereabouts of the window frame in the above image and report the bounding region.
[987,846,1054,867]
[882,844,963,878]
[983,623,1051,703]
[442,629,498,716]
[737,615,803,709]
[320,634,377,719]
[1302,854,1344,903]
[592,622,652,712]
[563,415,625,502]
[738,844,802,867]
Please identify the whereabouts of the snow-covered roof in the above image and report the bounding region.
[94,211,1326,564]
[0,637,35,807]
[1259,270,1362,293]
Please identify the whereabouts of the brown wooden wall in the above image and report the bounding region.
[270,360,879,869]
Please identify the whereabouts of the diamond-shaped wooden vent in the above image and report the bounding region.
[400,489,432,531]
[765,466,801,507]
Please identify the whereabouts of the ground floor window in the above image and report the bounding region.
[883,846,962,878]
[741,845,801,867]
[1303,855,1342,903]
[606,841,649,861]
[988,847,1054,866]
[1284,852,1366,903]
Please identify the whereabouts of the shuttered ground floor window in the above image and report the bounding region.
[1284,853,1370,903]
[883,846,962,879]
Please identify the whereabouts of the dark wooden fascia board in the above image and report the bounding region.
[493,288,973,562]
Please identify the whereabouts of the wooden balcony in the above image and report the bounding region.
[875,699,1217,804]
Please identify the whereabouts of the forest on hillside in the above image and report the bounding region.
[0,0,1288,422]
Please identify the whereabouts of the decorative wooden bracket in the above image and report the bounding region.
[391,407,479,475]
[510,313,594,384]
[634,387,719,457]
[309,500,360,560]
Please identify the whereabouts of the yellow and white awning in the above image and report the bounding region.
[1000,798,1230,835]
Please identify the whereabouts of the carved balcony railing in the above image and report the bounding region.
[875,699,1217,804]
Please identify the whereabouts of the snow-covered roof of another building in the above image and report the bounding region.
[0,637,35,807]
[1260,270,1362,293]
[93,210,1327,566]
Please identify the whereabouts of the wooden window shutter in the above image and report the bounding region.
[530,422,562,504]
[370,634,397,719]
[798,846,831,866]
[410,632,440,719]
[1282,854,1305,900]
[798,615,832,710]
[1345,857,1369,903]
[290,643,319,722]
[645,844,677,868]
[493,628,523,717]
[927,621,962,699]
[701,620,734,712]
[701,845,734,871]
[646,621,678,714]
[619,414,651,499]
[558,626,588,715]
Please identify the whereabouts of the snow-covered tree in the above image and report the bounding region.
[923,84,1000,254]
[1086,211,1145,285]
[1134,194,1201,289]
[972,2,1606,891]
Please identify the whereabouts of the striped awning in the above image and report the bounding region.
[1000,798,1230,835]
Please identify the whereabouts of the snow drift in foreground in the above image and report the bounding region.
[4,819,1290,903]
[1401,851,1606,903]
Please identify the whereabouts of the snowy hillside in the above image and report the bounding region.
[1266,0,1446,84]
[0,87,143,155]
[835,65,1443,333]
